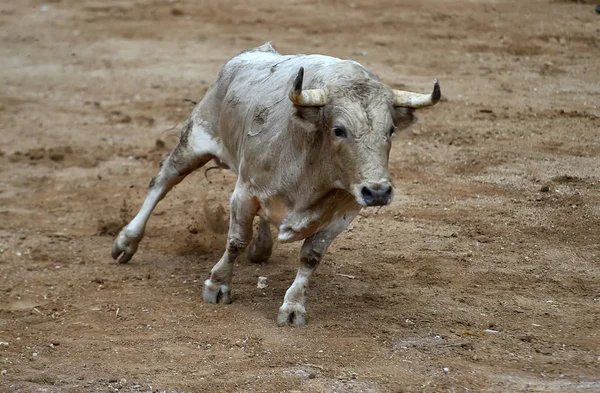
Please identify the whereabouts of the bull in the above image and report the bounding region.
[111,43,441,326]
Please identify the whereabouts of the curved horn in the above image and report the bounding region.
[289,67,328,107]
[393,79,441,108]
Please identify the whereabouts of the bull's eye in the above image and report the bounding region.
[389,126,395,137]
[333,126,347,138]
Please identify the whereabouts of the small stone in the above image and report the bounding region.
[540,184,550,192]
[308,373,316,379]
[120,378,127,385]
[443,367,450,374]
[257,276,268,289]
[1,370,6,376]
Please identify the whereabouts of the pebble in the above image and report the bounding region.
[443,367,450,374]
[1,370,6,376]
[257,276,268,289]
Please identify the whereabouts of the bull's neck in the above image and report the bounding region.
[290,127,342,208]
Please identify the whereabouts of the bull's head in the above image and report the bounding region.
[289,66,441,207]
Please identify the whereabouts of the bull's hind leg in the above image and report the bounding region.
[203,185,258,304]
[247,217,273,263]
[111,120,215,263]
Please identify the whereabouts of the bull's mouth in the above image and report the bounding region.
[352,181,394,207]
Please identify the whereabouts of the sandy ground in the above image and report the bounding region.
[1,0,599,392]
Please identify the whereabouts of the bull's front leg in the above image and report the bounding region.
[277,212,358,327]
[203,185,258,304]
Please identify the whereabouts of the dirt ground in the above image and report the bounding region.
[1,0,599,392]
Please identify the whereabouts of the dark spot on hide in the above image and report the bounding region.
[254,105,269,125]
[167,120,196,176]
[227,94,240,108]
[261,161,272,173]
[148,176,156,189]
[178,120,193,147]
[302,249,323,268]
[269,58,291,74]
[159,156,167,169]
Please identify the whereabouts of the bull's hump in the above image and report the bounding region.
[252,42,278,54]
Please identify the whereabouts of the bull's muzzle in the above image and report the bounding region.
[360,182,393,206]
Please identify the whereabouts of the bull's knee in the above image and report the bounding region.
[301,249,322,269]
[226,235,249,256]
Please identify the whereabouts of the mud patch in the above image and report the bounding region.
[7,146,99,168]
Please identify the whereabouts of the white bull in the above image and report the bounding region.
[112,43,441,326]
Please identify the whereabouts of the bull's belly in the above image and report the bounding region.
[256,194,358,243]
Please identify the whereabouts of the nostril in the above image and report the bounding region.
[361,186,373,200]
[382,185,392,197]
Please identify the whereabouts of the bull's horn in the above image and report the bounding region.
[289,67,328,107]
[393,79,441,108]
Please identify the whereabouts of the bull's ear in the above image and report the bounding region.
[289,67,328,107]
[393,107,417,131]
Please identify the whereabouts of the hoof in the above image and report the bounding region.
[277,302,307,327]
[111,227,141,264]
[203,280,232,304]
